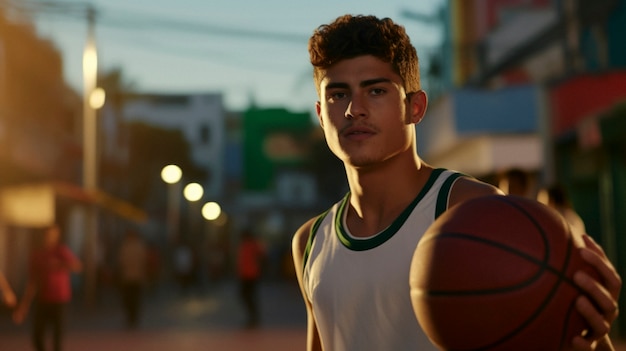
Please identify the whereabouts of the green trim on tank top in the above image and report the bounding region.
[335,168,447,251]
[302,208,331,274]
[434,172,464,219]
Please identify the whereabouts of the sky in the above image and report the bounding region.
[26,0,445,112]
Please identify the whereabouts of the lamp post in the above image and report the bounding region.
[202,201,226,281]
[161,165,182,243]
[183,182,203,244]
[201,201,223,245]
[82,6,100,307]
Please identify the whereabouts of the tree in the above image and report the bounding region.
[126,121,206,207]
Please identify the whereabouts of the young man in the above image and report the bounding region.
[13,224,82,351]
[292,15,621,351]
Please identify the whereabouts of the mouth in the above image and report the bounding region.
[342,125,377,139]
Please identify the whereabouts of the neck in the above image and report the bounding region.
[343,152,431,236]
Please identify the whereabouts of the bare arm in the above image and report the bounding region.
[13,277,37,324]
[64,246,83,273]
[292,218,322,351]
[448,176,504,208]
[0,271,16,307]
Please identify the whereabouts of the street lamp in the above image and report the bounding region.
[82,6,99,306]
[202,201,221,221]
[183,182,203,243]
[161,164,182,184]
[183,183,204,202]
[161,165,182,243]
[89,87,106,109]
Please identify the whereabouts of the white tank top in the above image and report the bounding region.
[303,169,463,351]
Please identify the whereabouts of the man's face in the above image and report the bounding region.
[316,55,417,169]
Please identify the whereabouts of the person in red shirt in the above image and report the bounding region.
[236,228,265,328]
[13,224,82,351]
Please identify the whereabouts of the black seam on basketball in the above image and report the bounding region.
[424,232,578,295]
[559,300,582,350]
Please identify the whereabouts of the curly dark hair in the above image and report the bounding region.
[308,14,421,96]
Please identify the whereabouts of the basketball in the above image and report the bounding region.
[410,194,596,351]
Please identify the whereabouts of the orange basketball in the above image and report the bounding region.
[410,195,596,350]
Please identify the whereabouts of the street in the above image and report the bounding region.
[1,278,624,351]
[0,279,307,351]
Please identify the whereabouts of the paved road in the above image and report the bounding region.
[0,278,307,351]
[1,278,625,351]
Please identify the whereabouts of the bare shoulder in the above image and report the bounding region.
[449,175,504,208]
[292,217,317,261]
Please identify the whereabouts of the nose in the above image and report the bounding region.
[345,95,366,119]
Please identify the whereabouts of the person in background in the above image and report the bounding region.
[0,270,16,308]
[292,14,621,351]
[117,230,147,329]
[538,184,587,237]
[236,228,265,328]
[498,167,531,197]
[173,242,194,295]
[13,224,82,351]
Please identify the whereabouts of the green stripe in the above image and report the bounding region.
[434,172,466,219]
[336,168,446,251]
[302,208,332,273]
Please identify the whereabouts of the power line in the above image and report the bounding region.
[8,0,309,44]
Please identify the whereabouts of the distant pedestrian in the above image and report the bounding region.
[236,228,265,328]
[173,242,194,294]
[117,230,147,329]
[13,224,82,351]
[498,168,531,197]
[537,184,587,237]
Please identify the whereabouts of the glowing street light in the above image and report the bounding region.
[183,183,204,202]
[89,87,106,110]
[202,201,221,221]
[161,164,182,184]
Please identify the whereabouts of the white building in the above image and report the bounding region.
[122,93,225,198]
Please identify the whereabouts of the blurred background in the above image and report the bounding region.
[0,0,625,349]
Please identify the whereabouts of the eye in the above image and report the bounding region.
[327,91,348,103]
[370,88,386,96]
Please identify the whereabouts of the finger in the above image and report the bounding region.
[574,270,619,322]
[576,295,611,339]
[571,335,595,351]
[582,235,604,255]
[580,246,622,299]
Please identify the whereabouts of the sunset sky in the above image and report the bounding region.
[28,0,444,111]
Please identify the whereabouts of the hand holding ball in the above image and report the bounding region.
[410,195,597,350]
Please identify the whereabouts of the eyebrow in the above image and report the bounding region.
[325,77,393,90]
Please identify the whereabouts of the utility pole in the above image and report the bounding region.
[82,5,98,307]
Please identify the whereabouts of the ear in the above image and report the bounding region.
[407,90,428,124]
[316,101,324,128]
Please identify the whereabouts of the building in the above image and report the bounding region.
[416,0,626,336]
[0,11,144,300]
[121,93,226,199]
